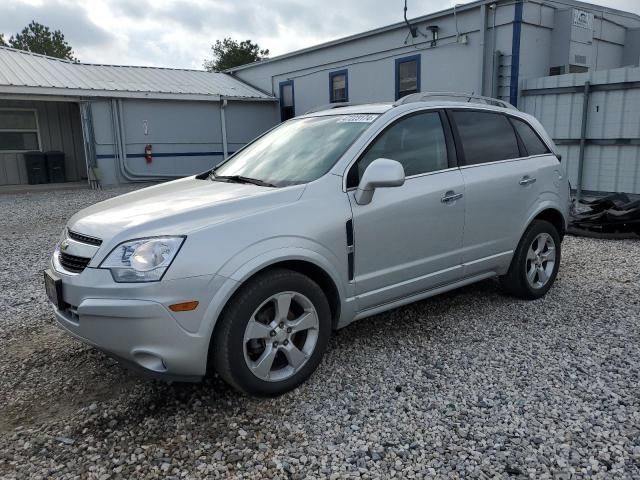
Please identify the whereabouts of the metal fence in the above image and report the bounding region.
[520,67,640,197]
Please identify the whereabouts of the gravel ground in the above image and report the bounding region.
[0,186,639,479]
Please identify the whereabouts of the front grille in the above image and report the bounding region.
[68,229,102,246]
[59,252,91,273]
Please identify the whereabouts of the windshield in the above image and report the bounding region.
[213,114,378,187]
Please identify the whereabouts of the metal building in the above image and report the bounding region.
[228,0,640,194]
[0,46,277,187]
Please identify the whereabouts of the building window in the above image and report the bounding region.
[279,80,295,121]
[329,69,348,103]
[0,110,40,151]
[395,54,421,100]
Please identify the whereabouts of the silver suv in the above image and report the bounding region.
[45,94,569,396]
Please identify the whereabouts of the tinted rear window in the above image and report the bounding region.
[511,118,550,156]
[452,111,520,165]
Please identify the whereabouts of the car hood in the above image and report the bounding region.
[67,176,305,241]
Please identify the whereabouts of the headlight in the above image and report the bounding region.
[100,237,185,283]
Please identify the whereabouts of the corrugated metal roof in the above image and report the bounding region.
[0,47,275,101]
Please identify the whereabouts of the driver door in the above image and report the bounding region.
[346,110,466,311]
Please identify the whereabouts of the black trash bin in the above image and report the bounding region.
[45,151,66,183]
[24,151,49,185]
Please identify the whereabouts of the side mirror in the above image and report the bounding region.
[354,158,405,205]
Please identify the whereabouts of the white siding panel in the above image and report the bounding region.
[522,67,640,194]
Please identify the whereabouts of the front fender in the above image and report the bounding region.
[197,242,346,345]
[218,237,344,286]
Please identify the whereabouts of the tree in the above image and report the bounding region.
[0,33,6,46]
[8,21,77,61]
[204,38,268,72]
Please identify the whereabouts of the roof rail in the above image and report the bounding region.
[393,92,517,110]
[304,102,354,114]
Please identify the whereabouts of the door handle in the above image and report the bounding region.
[441,191,463,203]
[519,176,537,186]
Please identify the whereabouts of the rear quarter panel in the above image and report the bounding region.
[524,154,570,234]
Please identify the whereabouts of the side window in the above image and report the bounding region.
[329,70,348,103]
[452,111,520,165]
[348,111,448,187]
[511,118,550,156]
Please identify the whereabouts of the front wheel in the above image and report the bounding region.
[499,220,561,300]
[211,269,331,396]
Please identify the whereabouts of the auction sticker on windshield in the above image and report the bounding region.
[337,114,377,123]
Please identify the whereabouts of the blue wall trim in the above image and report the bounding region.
[329,69,349,103]
[510,0,523,107]
[95,151,228,160]
[395,54,421,101]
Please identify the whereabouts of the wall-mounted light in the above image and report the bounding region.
[427,25,440,47]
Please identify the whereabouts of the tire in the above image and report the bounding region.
[212,268,331,396]
[499,220,561,300]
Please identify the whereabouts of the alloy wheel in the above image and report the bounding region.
[525,232,556,289]
[243,292,319,382]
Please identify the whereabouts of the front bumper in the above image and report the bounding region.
[49,266,226,381]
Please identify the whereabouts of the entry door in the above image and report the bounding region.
[279,80,295,121]
[449,110,541,276]
[347,110,466,311]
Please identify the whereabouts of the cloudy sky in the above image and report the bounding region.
[1,0,639,70]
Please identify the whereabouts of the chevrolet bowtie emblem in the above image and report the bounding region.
[60,240,70,251]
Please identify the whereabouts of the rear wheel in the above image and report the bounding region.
[212,269,331,396]
[499,220,561,300]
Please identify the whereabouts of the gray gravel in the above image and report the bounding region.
[1,185,639,479]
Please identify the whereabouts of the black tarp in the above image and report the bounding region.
[569,193,640,239]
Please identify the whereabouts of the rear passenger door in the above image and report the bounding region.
[449,110,544,277]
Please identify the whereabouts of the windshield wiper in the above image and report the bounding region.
[211,173,277,188]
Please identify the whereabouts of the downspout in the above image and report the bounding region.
[479,4,487,96]
[220,97,229,161]
[509,0,524,107]
[490,3,498,97]
[116,99,138,181]
[576,81,591,202]
[113,99,142,183]
[492,50,502,99]
[79,101,99,189]
[110,99,124,183]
